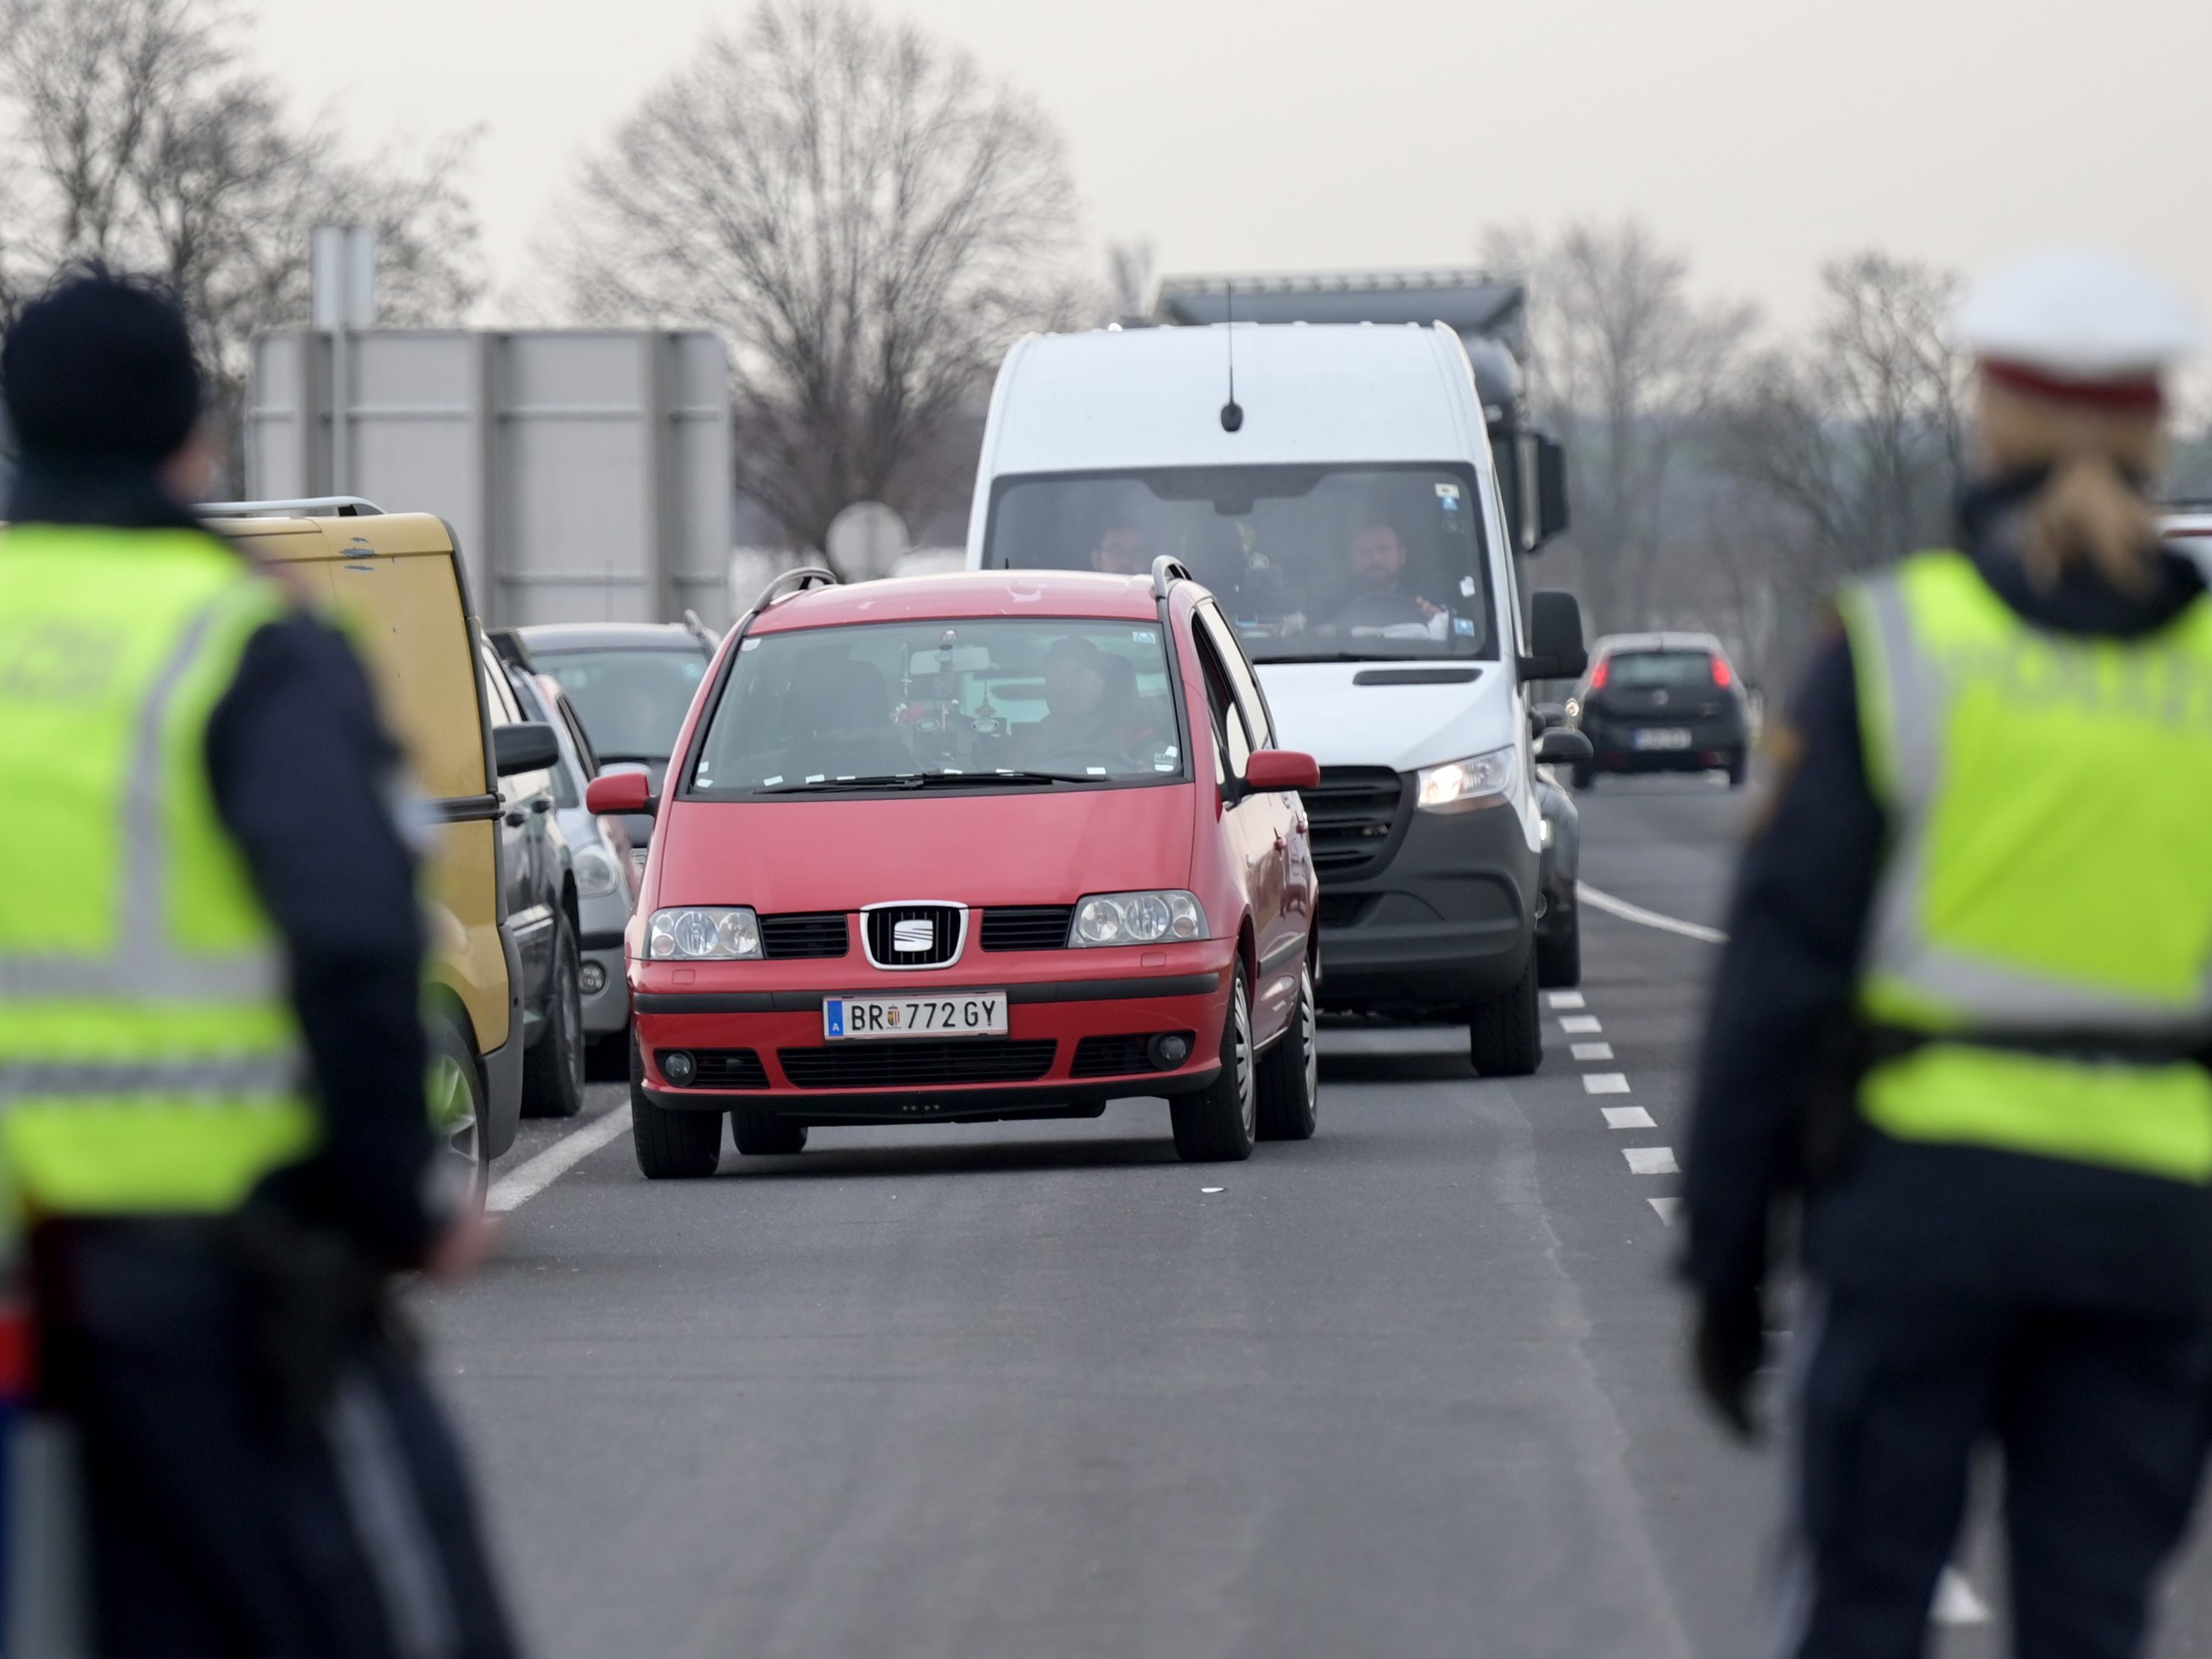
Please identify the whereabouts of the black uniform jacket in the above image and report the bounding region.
[1684,477,2212,1319]
[7,457,442,1265]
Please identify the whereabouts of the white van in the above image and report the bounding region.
[966,322,1589,1072]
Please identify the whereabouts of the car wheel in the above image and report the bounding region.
[1256,964,1319,1142]
[1170,964,1257,1162]
[1536,907,1581,989]
[425,1008,487,1203]
[1468,950,1543,1077]
[1725,752,1748,788]
[629,1034,722,1179]
[1571,764,1594,792]
[523,917,587,1118]
[731,1106,808,1156]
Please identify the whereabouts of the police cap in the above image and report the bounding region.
[1954,249,2203,413]
[1,267,204,460]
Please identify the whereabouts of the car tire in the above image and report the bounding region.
[1171,965,1257,1162]
[522,917,587,1119]
[731,1106,808,1156]
[1536,909,1581,989]
[629,1035,722,1180]
[1256,964,1319,1142]
[1725,752,1748,788]
[1468,950,1543,1077]
[1571,764,1595,792]
[425,1006,487,1204]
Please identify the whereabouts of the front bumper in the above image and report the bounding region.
[630,949,1233,1123]
[579,932,630,1036]
[1317,797,1537,1013]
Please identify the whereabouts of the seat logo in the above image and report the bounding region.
[892,918,935,953]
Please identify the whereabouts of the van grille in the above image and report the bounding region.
[980,906,1074,951]
[1304,768,1405,882]
[759,912,850,959]
[777,1039,1056,1089]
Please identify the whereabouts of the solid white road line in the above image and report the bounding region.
[1603,1106,1657,1130]
[1577,882,1729,946]
[1934,1569,1992,1626]
[1571,1042,1616,1062]
[1546,990,1587,1010]
[1583,1073,1632,1095]
[1559,1015,1603,1035]
[486,1103,634,1213]
[1624,1147,1680,1176]
[1648,1197,1681,1225]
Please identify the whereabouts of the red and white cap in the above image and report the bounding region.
[1954,248,2203,412]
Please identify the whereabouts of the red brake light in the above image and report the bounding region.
[1711,657,1733,688]
[1589,659,1610,691]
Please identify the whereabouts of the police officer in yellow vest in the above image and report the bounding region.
[1,270,519,1655]
[1685,249,2212,1659]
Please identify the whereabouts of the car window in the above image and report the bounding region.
[1188,622,1253,782]
[1602,650,1722,688]
[537,648,710,763]
[479,652,523,726]
[1194,603,1274,749]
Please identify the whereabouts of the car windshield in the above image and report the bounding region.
[980,464,1496,663]
[536,648,709,761]
[688,617,1186,796]
[1604,650,1716,688]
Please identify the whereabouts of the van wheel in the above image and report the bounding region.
[426,1009,487,1203]
[1725,753,1748,788]
[523,918,586,1118]
[1536,910,1581,989]
[1171,966,1256,1162]
[1469,953,1542,1077]
[1256,965,1319,1142]
[732,1107,807,1156]
[1571,765,1594,792]
[629,1036,721,1179]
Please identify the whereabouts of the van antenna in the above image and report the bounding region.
[1219,282,1244,434]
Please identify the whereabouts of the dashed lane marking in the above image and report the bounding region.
[1603,1106,1657,1130]
[1546,990,1586,1009]
[1624,1147,1680,1176]
[1583,1073,1631,1095]
[1559,1015,1603,1035]
[1648,1197,1681,1225]
[1934,1569,1992,1626]
[487,1102,634,1213]
[1571,1042,1615,1061]
[1577,882,1728,945]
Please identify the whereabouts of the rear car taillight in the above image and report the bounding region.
[1589,659,1610,691]
[1711,657,1733,688]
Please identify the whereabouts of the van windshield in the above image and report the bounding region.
[981,464,1496,663]
[688,617,1187,797]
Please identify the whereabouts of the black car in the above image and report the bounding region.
[1529,705,1584,988]
[1569,632,1750,788]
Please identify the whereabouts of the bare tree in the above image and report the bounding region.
[1483,217,1755,634]
[561,0,1085,562]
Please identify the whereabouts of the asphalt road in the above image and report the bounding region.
[420,776,2212,1658]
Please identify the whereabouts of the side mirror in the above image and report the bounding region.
[1244,749,1321,792]
[586,772,655,815]
[1533,432,1569,549]
[1534,728,1594,765]
[493,721,561,778]
[1518,591,1588,682]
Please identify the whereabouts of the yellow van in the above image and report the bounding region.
[207,499,529,1173]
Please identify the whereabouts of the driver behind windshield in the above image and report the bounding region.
[1088,518,1153,576]
[1328,520,1446,634]
[1012,634,1161,770]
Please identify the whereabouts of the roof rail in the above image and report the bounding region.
[751,566,838,613]
[1150,555,1193,600]
[199,496,384,518]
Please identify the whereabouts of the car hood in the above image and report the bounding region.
[653,785,1194,912]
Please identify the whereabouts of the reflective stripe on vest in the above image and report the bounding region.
[1839,550,2212,1181]
[0,527,314,1218]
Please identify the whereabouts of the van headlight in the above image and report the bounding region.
[647,906,763,959]
[1415,747,1516,812]
[575,845,623,899]
[1071,891,1207,946]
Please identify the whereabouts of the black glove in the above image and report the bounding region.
[1694,1287,1766,1442]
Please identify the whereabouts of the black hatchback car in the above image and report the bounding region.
[1568,632,1750,788]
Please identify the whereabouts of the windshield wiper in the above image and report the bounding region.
[758,770,1084,794]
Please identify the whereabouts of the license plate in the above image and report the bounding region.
[1633,728,1692,750]
[824,992,1009,1040]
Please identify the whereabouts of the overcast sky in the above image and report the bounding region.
[253,0,2211,337]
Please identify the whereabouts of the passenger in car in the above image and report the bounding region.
[1327,520,1446,633]
[1012,635,1162,769]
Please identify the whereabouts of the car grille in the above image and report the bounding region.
[662,1049,769,1089]
[1304,767,1405,882]
[862,903,966,968]
[980,906,1074,951]
[759,912,850,959]
[1070,1032,1196,1078]
[776,1039,1056,1089]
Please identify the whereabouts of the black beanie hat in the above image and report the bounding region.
[1,267,203,461]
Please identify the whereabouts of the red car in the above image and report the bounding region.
[588,564,1324,1174]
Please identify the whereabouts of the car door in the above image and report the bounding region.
[480,647,558,1011]
[1188,614,1292,1039]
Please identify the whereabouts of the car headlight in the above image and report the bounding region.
[1539,816,1554,848]
[575,844,623,899]
[647,906,762,959]
[1070,891,1207,947]
[1415,747,1516,812]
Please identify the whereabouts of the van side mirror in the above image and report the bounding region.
[1244,749,1321,792]
[1533,433,1569,550]
[1534,728,1593,765]
[493,721,561,777]
[586,772,655,815]
[1519,591,1588,682]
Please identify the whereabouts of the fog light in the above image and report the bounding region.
[579,961,608,995]
[1147,1033,1193,1069]
[660,1051,697,1086]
